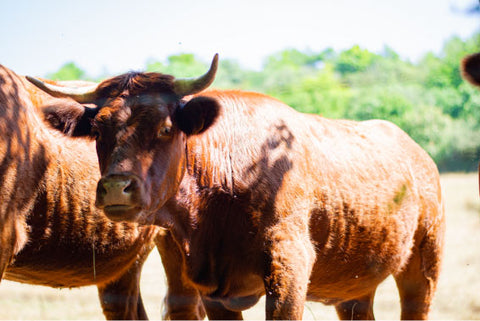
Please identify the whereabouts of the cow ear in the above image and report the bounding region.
[42,102,99,137]
[175,96,220,135]
[462,53,480,87]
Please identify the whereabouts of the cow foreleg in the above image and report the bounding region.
[334,292,376,320]
[97,259,148,320]
[155,230,206,320]
[263,233,315,320]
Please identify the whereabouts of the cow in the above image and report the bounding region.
[0,64,205,320]
[28,54,445,320]
[461,52,480,196]
[462,52,480,87]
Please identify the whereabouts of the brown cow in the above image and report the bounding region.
[461,52,480,196]
[462,52,480,87]
[0,65,204,320]
[29,55,445,320]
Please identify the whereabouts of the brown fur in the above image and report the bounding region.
[0,65,204,320]
[461,52,480,87]
[39,72,445,320]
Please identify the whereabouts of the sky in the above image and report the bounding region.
[1,0,479,78]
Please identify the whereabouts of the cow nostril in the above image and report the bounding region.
[123,179,134,194]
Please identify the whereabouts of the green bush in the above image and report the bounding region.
[44,32,480,172]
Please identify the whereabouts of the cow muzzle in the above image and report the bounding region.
[95,174,144,222]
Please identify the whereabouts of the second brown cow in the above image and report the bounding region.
[0,65,204,320]
[29,55,445,320]
[461,52,480,197]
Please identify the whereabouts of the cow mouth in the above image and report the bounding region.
[102,205,142,222]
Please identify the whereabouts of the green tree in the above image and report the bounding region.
[263,48,322,69]
[213,59,262,90]
[275,63,351,118]
[146,53,208,78]
[345,86,414,123]
[47,62,87,80]
[344,57,422,88]
[334,45,381,75]
[400,105,480,171]
[134,33,480,172]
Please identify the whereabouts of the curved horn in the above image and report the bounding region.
[173,53,219,97]
[26,76,98,103]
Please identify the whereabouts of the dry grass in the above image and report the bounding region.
[1,173,479,320]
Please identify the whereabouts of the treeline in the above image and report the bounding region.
[48,32,480,172]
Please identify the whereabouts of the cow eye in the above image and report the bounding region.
[157,126,172,138]
[157,117,173,138]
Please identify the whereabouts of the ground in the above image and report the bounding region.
[0,173,479,320]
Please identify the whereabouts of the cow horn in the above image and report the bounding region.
[173,53,219,97]
[26,76,98,103]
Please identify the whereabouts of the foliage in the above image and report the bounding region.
[45,31,480,171]
[47,62,87,81]
[334,45,381,75]
[146,53,208,77]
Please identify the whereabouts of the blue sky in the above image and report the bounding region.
[1,0,479,77]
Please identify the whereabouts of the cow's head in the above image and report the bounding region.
[27,54,220,223]
[462,52,480,87]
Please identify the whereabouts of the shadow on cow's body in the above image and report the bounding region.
[29,56,445,320]
[0,65,204,320]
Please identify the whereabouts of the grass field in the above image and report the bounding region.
[1,173,479,320]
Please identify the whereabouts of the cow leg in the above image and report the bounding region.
[393,230,443,320]
[334,292,376,320]
[263,232,315,320]
[155,230,206,320]
[0,245,13,282]
[97,259,148,320]
[0,214,19,281]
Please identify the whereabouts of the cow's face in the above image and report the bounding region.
[93,92,219,223]
[462,52,480,87]
[28,55,219,223]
